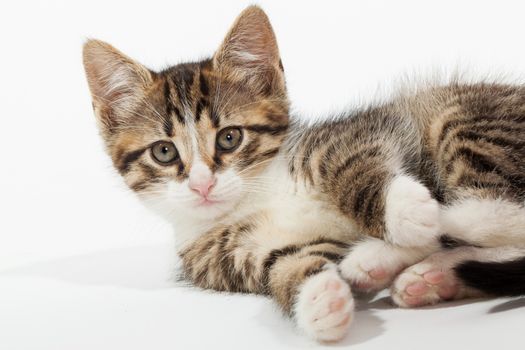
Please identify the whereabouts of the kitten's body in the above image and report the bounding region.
[83,6,525,342]
[177,81,525,303]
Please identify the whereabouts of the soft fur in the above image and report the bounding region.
[83,6,525,342]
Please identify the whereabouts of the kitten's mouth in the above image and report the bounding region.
[196,198,222,207]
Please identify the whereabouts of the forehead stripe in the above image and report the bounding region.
[199,71,209,96]
[163,80,174,129]
[209,108,220,128]
[195,98,205,122]
[173,105,184,125]
[173,68,195,110]
[163,78,181,131]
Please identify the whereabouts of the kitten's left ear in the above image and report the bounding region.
[214,6,284,94]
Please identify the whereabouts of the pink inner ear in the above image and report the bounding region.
[83,39,152,111]
[215,6,281,70]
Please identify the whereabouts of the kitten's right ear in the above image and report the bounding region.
[82,39,152,131]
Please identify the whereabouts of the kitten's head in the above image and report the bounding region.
[83,6,288,221]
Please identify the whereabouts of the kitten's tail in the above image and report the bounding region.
[455,256,525,297]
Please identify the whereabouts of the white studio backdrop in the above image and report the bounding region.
[0,1,524,349]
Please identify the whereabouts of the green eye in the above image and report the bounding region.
[151,141,178,164]
[216,127,243,152]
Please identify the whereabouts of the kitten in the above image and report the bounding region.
[83,6,525,342]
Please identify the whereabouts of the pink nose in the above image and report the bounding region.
[189,177,216,197]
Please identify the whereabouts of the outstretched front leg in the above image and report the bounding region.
[179,220,355,342]
[278,257,354,341]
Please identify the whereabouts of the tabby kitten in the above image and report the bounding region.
[83,6,525,342]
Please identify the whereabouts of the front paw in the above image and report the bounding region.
[385,175,440,247]
[294,267,354,342]
[339,239,404,292]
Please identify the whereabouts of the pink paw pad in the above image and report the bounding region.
[312,279,342,302]
[394,267,462,308]
[368,268,388,280]
[405,281,429,296]
[402,295,424,306]
[326,279,342,291]
[437,283,459,300]
[329,297,346,312]
[423,270,445,284]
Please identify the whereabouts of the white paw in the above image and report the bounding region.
[339,239,406,292]
[385,175,440,247]
[391,259,464,307]
[294,267,354,342]
[391,249,483,308]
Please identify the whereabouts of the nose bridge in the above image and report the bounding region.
[189,161,212,184]
[187,125,211,182]
[186,121,216,196]
[186,120,215,174]
[189,123,215,171]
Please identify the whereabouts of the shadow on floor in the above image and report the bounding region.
[3,245,523,347]
[340,300,386,346]
[0,244,177,290]
[255,296,387,347]
[489,298,525,313]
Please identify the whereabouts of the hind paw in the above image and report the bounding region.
[391,268,460,307]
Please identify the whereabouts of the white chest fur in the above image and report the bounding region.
[169,157,360,250]
[221,158,359,246]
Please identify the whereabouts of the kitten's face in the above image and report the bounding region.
[83,6,288,221]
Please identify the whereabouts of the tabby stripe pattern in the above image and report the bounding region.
[180,222,350,314]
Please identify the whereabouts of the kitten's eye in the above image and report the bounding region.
[151,141,178,164]
[216,127,243,152]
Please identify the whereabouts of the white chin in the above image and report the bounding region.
[189,200,232,218]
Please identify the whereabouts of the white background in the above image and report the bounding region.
[1,0,524,349]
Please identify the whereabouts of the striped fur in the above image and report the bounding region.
[289,83,525,238]
[83,5,525,341]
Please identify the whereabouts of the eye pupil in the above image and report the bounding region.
[216,127,243,151]
[151,141,178,164]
